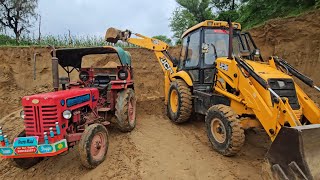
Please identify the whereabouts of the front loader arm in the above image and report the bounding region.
[216,57,305,140]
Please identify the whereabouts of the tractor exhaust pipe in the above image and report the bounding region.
[33,53,40,80]
[50,46,59,91]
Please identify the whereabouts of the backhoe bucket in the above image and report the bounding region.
[105,27,130,44]
[266,124,320,180]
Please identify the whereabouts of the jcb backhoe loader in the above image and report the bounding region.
[105,20,320,179]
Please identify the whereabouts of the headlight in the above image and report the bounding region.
[20,110,25,119]
[62,110,72,119]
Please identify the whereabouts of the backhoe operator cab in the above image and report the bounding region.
[105,20,320,179]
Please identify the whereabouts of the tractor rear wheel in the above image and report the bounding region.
[167,79,192,123]
[11,131,43,169]
[79,124,109,169]
[115,88,137,132]
[205,104,245,156]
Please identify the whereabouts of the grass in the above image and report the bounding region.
[0,34,135,48]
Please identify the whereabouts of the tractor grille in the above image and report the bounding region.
[24,105,58,139]
[269,79,300,110]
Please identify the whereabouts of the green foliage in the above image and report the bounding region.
[216,10,239,21]
[212,0,238,11]
[0,33,132,47]
[152,35,172,45]
[236,0,317,29]
[176,0,214,22]
[170,7,198,41]
[170,0,214,44]
[0,34,16,45]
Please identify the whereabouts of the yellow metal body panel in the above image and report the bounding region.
[171,71,193,86]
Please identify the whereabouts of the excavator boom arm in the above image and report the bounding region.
[105,28,176,75]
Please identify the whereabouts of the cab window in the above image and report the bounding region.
[204,29,229,65]
[179,37,188,69]
[185,30,200,67]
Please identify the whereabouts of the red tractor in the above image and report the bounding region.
[0,46,136,169]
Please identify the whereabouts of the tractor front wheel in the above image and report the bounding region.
[11,131,43,169]
[205,105,245,156]
[79,124,109,169]
[167,79,192,123]
[115,88,137,132]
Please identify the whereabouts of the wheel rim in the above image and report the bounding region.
[128,97,136,126]
[170,89,179,113]
[90,132,106,161]
[210,118,226,143]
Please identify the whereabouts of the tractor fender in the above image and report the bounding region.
[171,71,193,86]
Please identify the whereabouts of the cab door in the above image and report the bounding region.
[179,29,201,84]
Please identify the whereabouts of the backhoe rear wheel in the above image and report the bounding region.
[205,104,245,156]
[167,79,192,123]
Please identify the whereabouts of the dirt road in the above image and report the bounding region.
[0,99,269,180]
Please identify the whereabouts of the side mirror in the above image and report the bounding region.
[253,49,261,57]
[202,43,209,53]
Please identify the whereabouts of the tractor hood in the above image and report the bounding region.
[22,88,99,108]
[246,61,292,81]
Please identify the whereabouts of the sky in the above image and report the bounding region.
[35,0,178,38]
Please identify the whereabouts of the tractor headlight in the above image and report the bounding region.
[20,110,25,119]
[62,110,72,119]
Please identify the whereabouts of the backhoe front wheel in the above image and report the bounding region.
[205,105,245,156]
[167,79,192,123]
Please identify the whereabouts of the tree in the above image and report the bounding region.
[0,0,38,43]
[211,0,238,11]
[176,0,214,22]
[152,35,172,45]
[170,0,214,44]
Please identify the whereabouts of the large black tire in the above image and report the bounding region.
[167,79,192,123]
[205,104,245,156]
[115,88,136,132]
[11,131,43,169]
[79,124,109,169]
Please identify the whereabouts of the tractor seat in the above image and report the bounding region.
[93,74,111,89]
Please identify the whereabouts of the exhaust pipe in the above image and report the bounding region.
[50,46,59,91]
[33,53,40,80]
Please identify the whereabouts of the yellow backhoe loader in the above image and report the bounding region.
[105,20,320,179]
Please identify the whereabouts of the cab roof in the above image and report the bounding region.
[181,20,241,38]
[54,46,131,68]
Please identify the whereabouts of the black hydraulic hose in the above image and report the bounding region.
[274,57,314,87]
[234,57,269,89]
[228,19,233,60]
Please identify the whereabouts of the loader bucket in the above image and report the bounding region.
[266,124,320,180]
[105,27,122,44]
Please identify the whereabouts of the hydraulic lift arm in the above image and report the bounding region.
[105,28,177,75]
